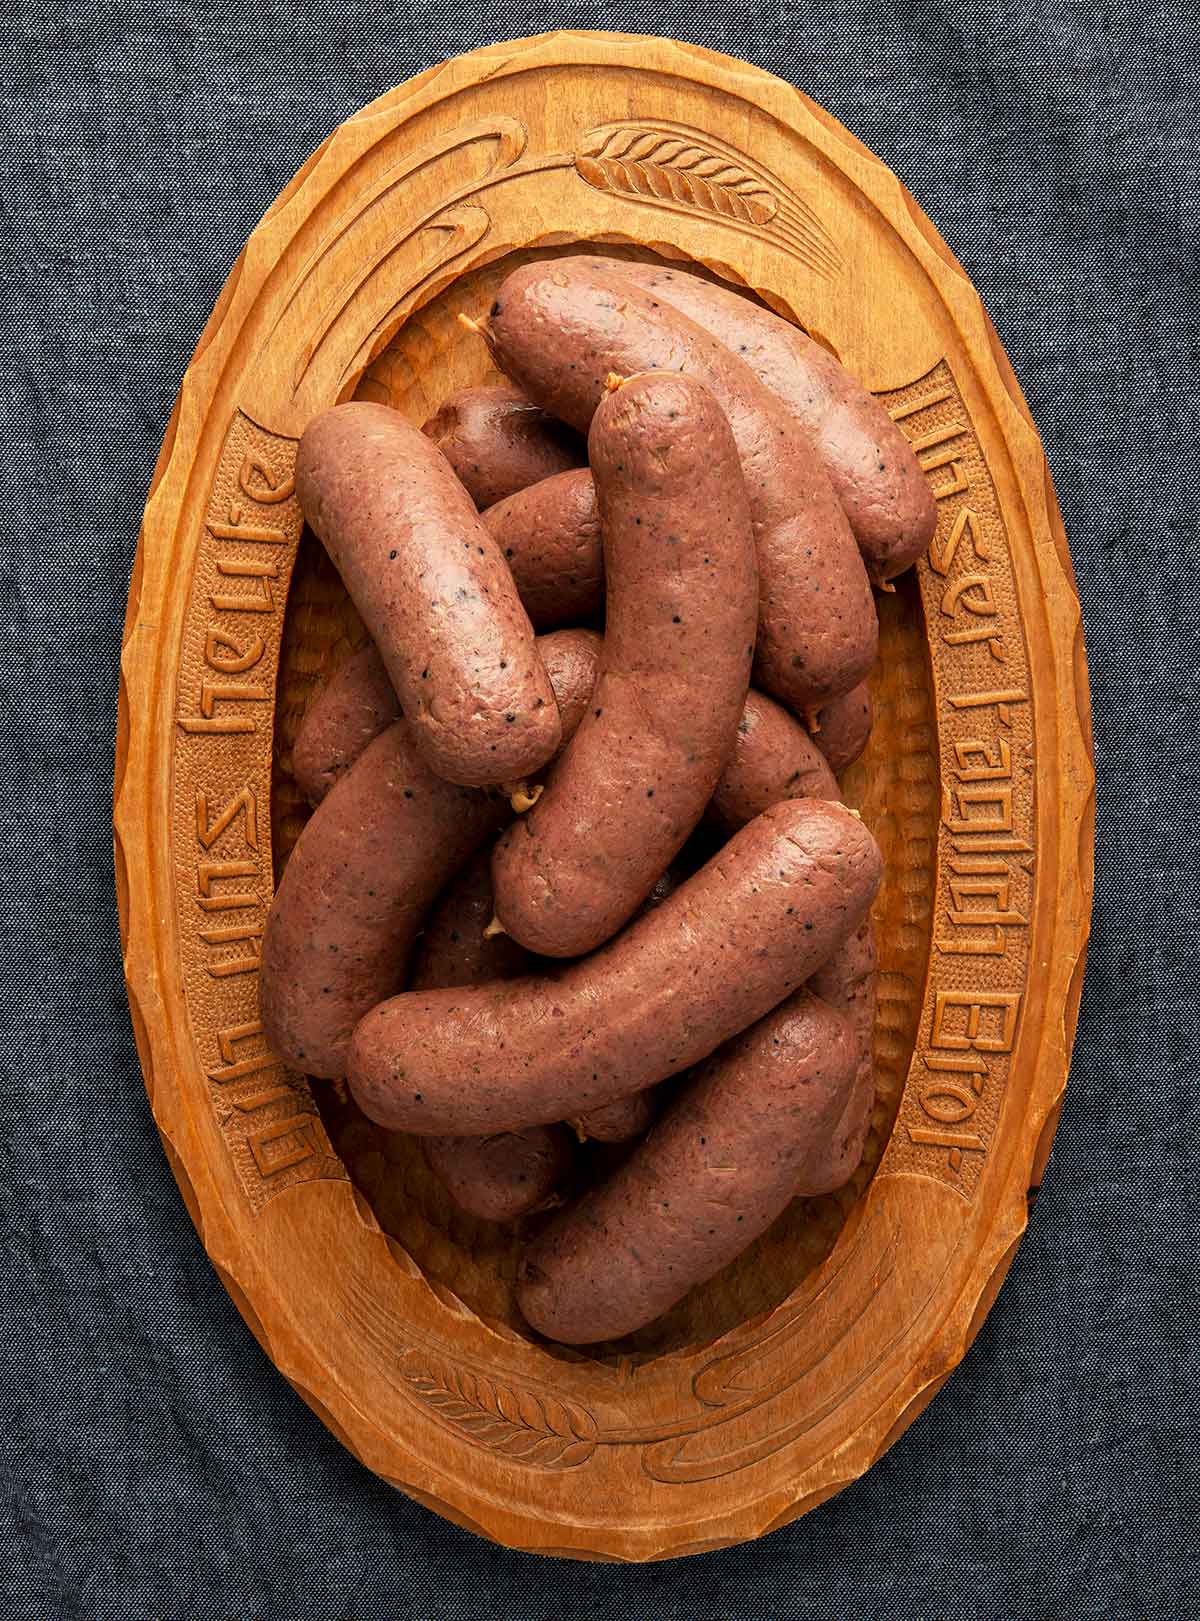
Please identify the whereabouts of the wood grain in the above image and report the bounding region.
[115,32,1093,1560]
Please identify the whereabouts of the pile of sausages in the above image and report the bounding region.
[260,256,935,1345]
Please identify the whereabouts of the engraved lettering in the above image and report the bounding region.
[205,628,266,674]
[197,860,259,912]
[931,991,1021,1054]
[929,460,970,500]
[238,452,295,505]
[210,557,279,613]
[947,688,1028,726]
[942,573,997,617]
[196,678,270,717]
[209,1020,276,1085]
[178,713,256,736]
[248,1114,318,1176]
[231,1084,295,1111]
[936,857,1026,956]
[945,783,1013,834]
[907,1124,987,1160]
[928,507,987,577]
[920,1083,978,1123]
[207,519,288,545]
[889,385,952,422]
[910,420,968,454]
[943,623,1006,659]
[195,787,258,851]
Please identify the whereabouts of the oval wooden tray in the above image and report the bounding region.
[115,32,1093,1560]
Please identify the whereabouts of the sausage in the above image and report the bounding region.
[409,850,532,991]
[260,725,507,1079]
[422,383,583,509]
[531,627,603,750]
[491,372,757,957]
[422,1130,574,1224]
[348,798,882,1134]
[603,258,936,581]
[481,260,876,710]
[291,628,601,808]
[810,679,874,774]
[481,469,604,630]
[296,402,560,787]
[517,989,856,1343]
[411,854,574,1223]
[292,642,401,805]
[570,1091,657,1144]
[709,688,841,830]
[414,851,658,1152]
[262,631,603,1079]
[803,920,879,1194]
[700,688,876,1194]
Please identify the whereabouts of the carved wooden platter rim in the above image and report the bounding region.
[115,32,1093,1560]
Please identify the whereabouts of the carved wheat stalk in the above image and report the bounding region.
[574,128,777,225]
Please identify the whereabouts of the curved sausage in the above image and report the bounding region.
[709,688,841,830]
[409,850,531,991]
[491,372,757,957]
[296,402,560,787]
[481,468,603,630]
[517,989,856,1343]
[262,631,603,1079]
[422,383,583,509]
[292,628,601,807]
[423,1130,574,1225]
[803,920,879,1194]
[292,642,401,806]
[604,258,936,581]
[348,799,882,1134]
[260,725,507,1079]
[411,854,574,1223]
[810,679,874,775]
[414,851,661,1151]
[481,260,877,710]
[532,627,603,750]
[570,1091,657,1144]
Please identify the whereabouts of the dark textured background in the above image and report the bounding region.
[2,1,1197,1616]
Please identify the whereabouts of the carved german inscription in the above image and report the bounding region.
[882,364,1034,1199]
[172,411,344,1211]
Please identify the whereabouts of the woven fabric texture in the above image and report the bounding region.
[1,1,1197,1616]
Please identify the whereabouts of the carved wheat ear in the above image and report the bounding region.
[575,128,778,226]
[398,1353,597,1468]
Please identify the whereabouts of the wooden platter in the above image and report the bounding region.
[115,33,1093,1560]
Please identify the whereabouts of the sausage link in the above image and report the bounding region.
[423,1130,574,1224]
[296,402,560,787]
[422,383,583,509]
[412,854,574,1222]
[803,920,879,1193]
[491,372,757,957]
[605,258,936,581]
[292,628,600,807]
[481,468,603,630]
[482,260,877,709]
[409,850,531,991]
[262,632,603,1078]
[570,1091,657,1144]
[810,679,874,775]
[518,989,856,1343]
[260,725,507,1079]
[348,799,882,1134]
[710,688,841,830]
[292,642,401,806]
